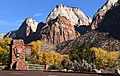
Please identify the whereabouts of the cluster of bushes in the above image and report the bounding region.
[91,47,120,69]
[48,58,96,72]
[69,42,120,71]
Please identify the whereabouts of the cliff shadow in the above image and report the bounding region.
[96,5,120,40]
[74,25,91,35]
[15,22,45,44]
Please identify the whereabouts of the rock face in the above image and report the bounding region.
[17,18,38,37]
[41,15,80,44]
[47,4,91,26]
[91,0,118,30]
[16,18,45,43]
[40,4,91,44]
[91,0,120,39]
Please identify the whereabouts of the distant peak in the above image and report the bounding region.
[24,17,37,25]
[56,4,64,8]
[25,17,35,22]
[47,4,91,25]
[21,17,38,33]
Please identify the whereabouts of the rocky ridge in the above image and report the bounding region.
[16,18,45,43]
[91,0,120,39]
[91,0,118,30]
[56,31,120,54]
[4,30,16,38]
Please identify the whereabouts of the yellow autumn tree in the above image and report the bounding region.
[91,47,120,69]
[28,40,43,63]
[29,40,68,66]
[30,40,43,55]
[37,51,65,66]
[42,51,54,66]
[107,51,119,68]
[0,38,12,65]
[36,52,43,64]
[29,40,55,64]
[52,52,63,64]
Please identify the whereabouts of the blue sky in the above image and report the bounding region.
[0,0,107,33]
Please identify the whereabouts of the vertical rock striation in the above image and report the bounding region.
[41,4,91,44]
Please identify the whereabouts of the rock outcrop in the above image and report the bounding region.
[40,4,91,44]
[91,0,118,30]
[16,18,45,43]
[47,4,91,26]
[91,0,120,39]
[16,18,38,37]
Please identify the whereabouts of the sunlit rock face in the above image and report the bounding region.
[41,15,80,44]
[40,4,91,44]
[47,4,91,26]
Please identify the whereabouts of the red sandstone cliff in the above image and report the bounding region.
[40,4,91,44]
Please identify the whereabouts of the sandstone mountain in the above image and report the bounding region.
[15,18,45,43]
[91,0,118,30]
[40,4,91,44]
[47,4,91,26]
[91,0,120,39]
